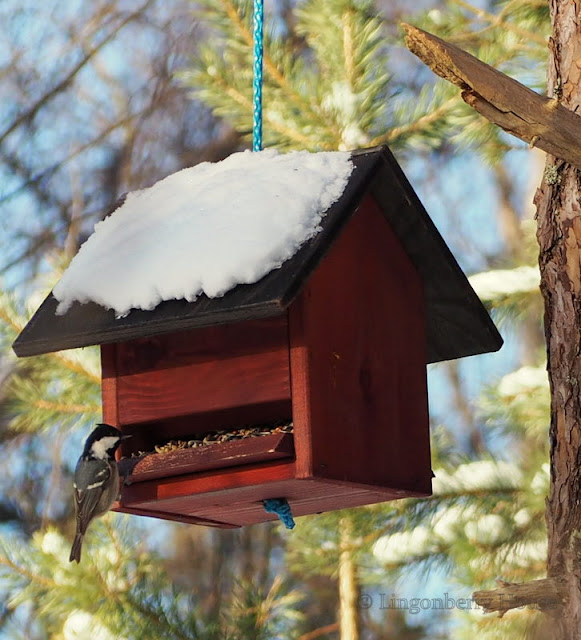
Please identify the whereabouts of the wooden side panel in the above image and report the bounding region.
[289,195,432,495]
[113,316,291,425]
[101,343,119,426]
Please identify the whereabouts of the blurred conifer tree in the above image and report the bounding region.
[0,1,551,638]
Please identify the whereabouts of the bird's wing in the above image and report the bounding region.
[73,459,112,534]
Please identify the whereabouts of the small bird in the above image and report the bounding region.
[69,424,126,563]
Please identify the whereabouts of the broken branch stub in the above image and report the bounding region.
[402,23,581,168]
[473,577,566,617]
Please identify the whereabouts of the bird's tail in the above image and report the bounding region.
[69,533,84,563]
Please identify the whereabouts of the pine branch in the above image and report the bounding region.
[184,0,391,150]
[402,23,581,168]
[297,622,339,640]
[0,554,57,590]
[49,351,101,385]
[31,399,99,415]
[216,0,326,127]
[370,95,461,146]
[198,70,317,147]
[449,0,547,46]
[0,305,24,335]
[341,10,357,88]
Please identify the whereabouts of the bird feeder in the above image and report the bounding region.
[13,146,502,528]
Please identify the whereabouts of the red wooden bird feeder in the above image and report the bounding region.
[13,146,502,528]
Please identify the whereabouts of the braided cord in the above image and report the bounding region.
[253,3,295,531]
[264,498,295,529]
[252,0,264,151]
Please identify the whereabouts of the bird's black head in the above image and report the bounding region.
[83,423,125,460]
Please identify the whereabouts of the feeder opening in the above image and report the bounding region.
[130,419,293,456]
[116,407,296,484]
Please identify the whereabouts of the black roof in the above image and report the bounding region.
[13,146,502,363]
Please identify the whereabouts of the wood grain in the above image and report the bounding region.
[113,316,291,425]
[287,296,313,479]
[118,474,423,527]
[118,433,294,483]
[101,343,119,426]
[370,148,502,363]
[473,578,565,616]
[112,504,239,528]
[121,460,296,503]
[112,195,433,525]
[290,195,433,495]
[402,23,581,168]
[534,1,581,630]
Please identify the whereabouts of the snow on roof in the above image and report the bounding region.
[53,150,353,318]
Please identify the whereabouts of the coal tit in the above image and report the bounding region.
[69,424,126,563]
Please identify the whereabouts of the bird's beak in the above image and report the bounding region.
[121,434,133,440]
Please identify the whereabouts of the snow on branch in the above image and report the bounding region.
[468,266,540,303]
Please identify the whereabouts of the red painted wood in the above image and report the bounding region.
[101,343,119,426]
[196,483,414,526]
[121,460,298,505]
[112,505,239,528]
[119,433,294,483]
[116,476,425,527]
[287,299,314,479]
[104,194,433,525]
[113,316,291,425]
[289,195,432,495]
[171,484,397,526]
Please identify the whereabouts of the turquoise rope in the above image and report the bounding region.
[252,0,264,151]
[264,498,295,529]
[253,4,295,531]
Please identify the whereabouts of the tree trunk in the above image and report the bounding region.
[536,1,581,636]
[338,516,360,640]
[402,11,581,633]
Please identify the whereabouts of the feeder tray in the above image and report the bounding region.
[120,423,294,482]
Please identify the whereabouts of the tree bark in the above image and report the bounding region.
[402,23,581,168]
[473,577,565,616]
[402,14,581,635]
[535,2,581,636]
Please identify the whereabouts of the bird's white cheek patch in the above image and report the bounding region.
[90,436,120,459]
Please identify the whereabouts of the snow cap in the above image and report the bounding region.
[53,150,353,318]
